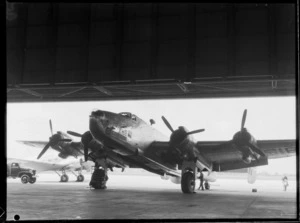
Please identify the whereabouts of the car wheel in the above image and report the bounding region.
[21,174,30,184]
[29,177,36,184]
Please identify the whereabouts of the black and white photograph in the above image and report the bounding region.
[6,2,298,221]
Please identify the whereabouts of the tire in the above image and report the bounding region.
[181,172,195,194]
[77,174,84,182]
[21,174,30,184]
[60,174,69,182]
[29,177,36,184]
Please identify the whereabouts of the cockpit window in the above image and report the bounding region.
[119,112,137,121]
[119,112,132,118]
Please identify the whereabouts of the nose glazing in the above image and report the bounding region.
[91,110,104,117]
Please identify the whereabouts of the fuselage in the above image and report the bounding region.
[89,109,213,176]
[89,110,168,155]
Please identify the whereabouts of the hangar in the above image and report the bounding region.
[6,3,298,221]
[6,3,296,102]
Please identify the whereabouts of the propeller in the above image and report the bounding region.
[67,130,93,162]
[161,116,205,161]
[241,109,247,131]
[233,109,266,159]
[67,131,82,137]
[162,116,174,133]
[161,116,205,136]
[49,119,53,136]
[186,129,205,135]
[37,120,72,159]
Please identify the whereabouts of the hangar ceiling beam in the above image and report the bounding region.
[109,86,165,95]
[93,86,113,96]
[17,88,43,98]
[58,86,87,97]
[177,83,189,93]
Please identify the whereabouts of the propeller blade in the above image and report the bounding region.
[161,116,174,133]
[241,109,247,130]
[247,142,266,157]
[67,131,82,137]
[186,129,205,135]
[49,119,53,136]
[57,138,72,142]
[37,143,51,159]
[84,145,89,162]
[71,144,84,156]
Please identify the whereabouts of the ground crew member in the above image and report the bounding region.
[198,172,204,190]
[282,175,289,191]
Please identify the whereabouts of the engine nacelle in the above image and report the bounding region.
[88,140,104,153]
[233,129,257,148]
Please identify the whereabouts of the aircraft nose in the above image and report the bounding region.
[90,110,105,117]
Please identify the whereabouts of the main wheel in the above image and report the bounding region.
[60,174,69,182]
[181,172,195,194]
[29,177,36,184]
[77,174,84,182]
[21,174,30,184]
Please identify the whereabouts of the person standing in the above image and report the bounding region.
[198,172,204,190]
[282,175,289,191]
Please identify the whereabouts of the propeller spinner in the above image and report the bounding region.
[37,120,71,159]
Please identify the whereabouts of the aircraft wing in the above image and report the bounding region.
[196,139,296,171]
[17,140,52,150]
[124,153,181,177]
[7,158,82,172]
[255,139,296,159]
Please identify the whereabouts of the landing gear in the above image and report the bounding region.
[60,174,69,182]
[77,174,84,182]
[55,170,69,182]
[71,169,85,182]
[89,161,108,189]
[181,171,195,193]
[181,160,199,194]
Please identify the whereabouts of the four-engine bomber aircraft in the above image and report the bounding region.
[18,109,296,193]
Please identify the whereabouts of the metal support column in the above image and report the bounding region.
[150,3,159,79]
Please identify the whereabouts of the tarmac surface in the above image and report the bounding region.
[6,172,298,220]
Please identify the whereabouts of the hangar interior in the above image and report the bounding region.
[6,3,296,102]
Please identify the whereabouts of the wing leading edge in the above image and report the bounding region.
[196,139,296,171]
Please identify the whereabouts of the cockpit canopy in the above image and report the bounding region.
[119,112,137,121]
